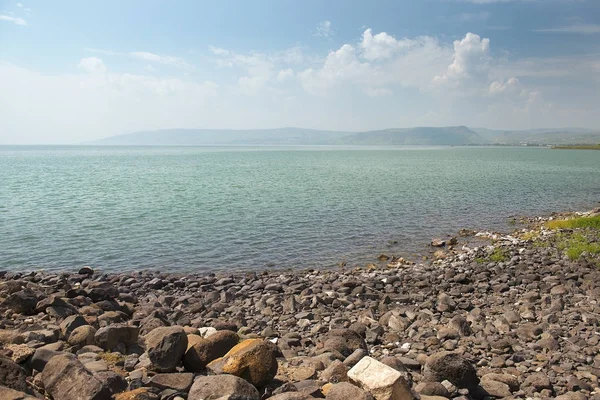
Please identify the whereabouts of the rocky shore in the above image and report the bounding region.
[0,209,599,400]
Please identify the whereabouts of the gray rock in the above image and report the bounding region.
[149,373,194,392]
[0,385,38,400]
[0,356,29,393]
[41,354,111,400]
[188,375,260,400]
[145,326,187,372]
[95,324,139,351]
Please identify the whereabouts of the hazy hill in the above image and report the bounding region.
[89,128,350,146]
[90,126,486,146]
[90,126,600,146]
[332,126,484,145]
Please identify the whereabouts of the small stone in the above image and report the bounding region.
[326,382,374,400]
[149,373,194,392]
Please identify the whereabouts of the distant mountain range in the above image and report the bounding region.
[89,126,600,146]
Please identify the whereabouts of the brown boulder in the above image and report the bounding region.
[207,338,278,387]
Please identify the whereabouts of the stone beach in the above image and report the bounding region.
[0,209,600,400]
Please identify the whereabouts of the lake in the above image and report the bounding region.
[1,146,599,272]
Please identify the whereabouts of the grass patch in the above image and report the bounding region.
[521,231,539,241]
[545,215,600,230]
[476,247,509,263]
[554,232,600,260]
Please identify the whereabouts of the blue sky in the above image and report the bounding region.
[1,0,599,143]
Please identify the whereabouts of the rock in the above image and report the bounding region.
[60,315,89,338]
[41,354,111,400]
[480,374,519,392]
[68,325,97,347]
[522,372,552,393]
[114,388,159,400]
[95,371,128,395]
[183,330,238,371]
[268,393,316,400]
[28,348,63,372]
[321,360,348,383]
[95,324,139,351]
[414,382,450,397]
[431,239,446,247]
[4,344,34,364]
[0,331,24,345]
[2,291,38,315]
[423,352,479,390]
[480,379,512,398]
[324,329,368,357]
[79,266,94,275]
[0,386,38,400]
[326,382,373,400]
[188,375,260,400]
[149,373,194,392]
[347,356,417,400]
[145,326,187,372]
[0,356,28,393]
[207,338,278,387]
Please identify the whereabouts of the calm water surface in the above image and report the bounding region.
[1,146,599,272]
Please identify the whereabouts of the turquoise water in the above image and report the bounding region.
[1,146,599,272]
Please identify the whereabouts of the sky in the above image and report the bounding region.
[0,0,599,144]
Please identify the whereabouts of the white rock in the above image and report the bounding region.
[199,327,217,338]
[348,356,417,400]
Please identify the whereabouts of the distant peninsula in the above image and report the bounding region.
[89,126,600,147]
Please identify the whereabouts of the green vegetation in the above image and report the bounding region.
[545,215,600,230]
[542,215,600,262]
[476,247,509,263]
[553,144,600,150]
[554,232,600,260]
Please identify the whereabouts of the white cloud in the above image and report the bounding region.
[360,29,415,61]
[534,24,600,34]
[489,77,520,94]
[314,20,333,38]
[433,32,490,86]
[144,64,156,72]
[16,2,23,7]
[0,14,27,25]
[129,52,193,70]
[78,57,106,73]
[277,68,294,82]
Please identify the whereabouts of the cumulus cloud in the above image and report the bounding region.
[300,44,371,94]
[78,57,106,73]
[0,14,27,25]
[433,33,491,86]
[360,29,415,61]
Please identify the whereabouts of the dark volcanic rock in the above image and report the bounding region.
[0,355,29,393]
[145,326,187,372]
[423,351,479,390]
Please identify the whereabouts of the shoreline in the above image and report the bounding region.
[0,207,599,399]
